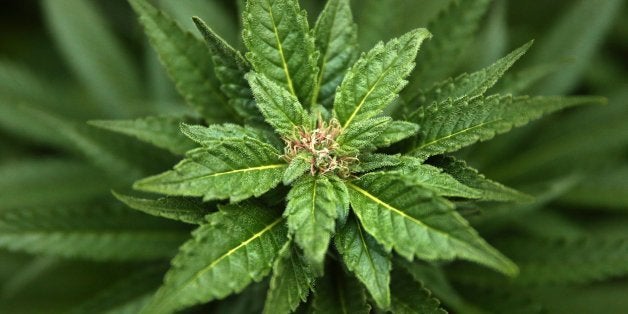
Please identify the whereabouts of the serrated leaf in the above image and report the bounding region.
[264,243,315,314]
[141,203,287,314]
[247,73,309,137]
[371,121,420,148]
[408,95,605,160]
[42,0,141,117]
[0,206,186,261]
[312,266,370,314]
[89,116,196,155]
[0,158,110,210]
[351,153,402,173]
[134,139,286,202]
[334,28,431,131]
[313,0,357,107]
[286,176,339,267]
[396,157,482,199]
[113,192,211,224]
[283,153,311,185]
[430,155,531,202]
[192,17,258,119]
[243,0,318,105]
[415,40,533,106]
[406,0,491,93]
[129,0,234,123]
[180,123,276,148]
[337,116,391,152]
[389,269,447,314]
[335,215,391,308]
[330,176,350,227]
[347,172,518,276]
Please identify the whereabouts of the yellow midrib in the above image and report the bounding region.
[267,0,297,98]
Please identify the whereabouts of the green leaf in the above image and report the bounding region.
[283,153,311,185]
[192,17,258,119]
[89,116,197,155]
[243,0,318,105]
[371,121,420,149]
[42,0,141,117]
[560,166,628,209]
[347,172,518,276]
[0,158,110,210]
[335,215,391,308]
[337,116,391,152]
[141,203,287,314]
[330,176,351,227]
[397,157,482,199]
[247,73,309,137]
[334,28,431,130]
[180,123,278,148]
[159,0,237,44]
[351,153,402,173]
[406,0,491,93]
[0,206,186,261]
[134,139,286,202]
[264,243,315,314]
[312,266,371,314]
[389,269,446,314]
[113,192,211,224]
[285,176,339,267]
[408,95,605,160]
[415,40,533,106]
[313,0,357,107]
[430,155,532,202]
[129,0,233,123]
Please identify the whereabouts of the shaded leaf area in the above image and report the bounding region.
[389,268,447,314]
[312,264,370,314]
[113,192,213,225]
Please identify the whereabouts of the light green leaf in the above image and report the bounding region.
[283,153,311,185]
[129,0,234,123]
[389,269,446,314]
[42,0,141,117]
[0,206,186,261]
[193,17,258,119]
[134,139,286,202]
[89,116,196,155]
[335,215,391,308]
[397,157,482,199]
[313,0,357,107]
[330,176,350,227]
[264,243,315,314]
[337,116,391,152]
[371,121,420,148]
[408,95,605,160]
[243,0,318,105]
[351,153,402,174]
[180,123,278,148]
[312,267,371,314]
[431,156,532,202]
[247,73,309,137]
[285,176,339,267]
[334,28,431,130]
[406,0,491,94]
[141,203,287,314]
[347,172,518,276]
[415,40,533,105]
[113,192,211,225]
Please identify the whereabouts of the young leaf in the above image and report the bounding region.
[430,155,532,202]
[264,243,315,314]
[313,0,357,107]
[347,172,518,276]
[128,0,234,123]
[408,95,605,160]
[312,266,371,314]
[141,203,287,314]
[112,192,211,225]
[247,73,309,137]
[243,0,319,105]
[285,176,339,267]
[351,153,402,173]
[89,116,197,155]
[335,215,391,308]
[336,116,391,152]
[192,17,258,119]
[0,206,186,261]
[371,121,420,149]
[180,123,278,148]
[330,176,351,227]
[283,153,310,185]
[389,269,447,314]
[414,40,534,106]
[396,157,482,199]
[134,139,286,202]
[334,29,431,130]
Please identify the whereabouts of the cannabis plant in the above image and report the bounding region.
[1,0,627,313]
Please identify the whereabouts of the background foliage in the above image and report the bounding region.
[0,0,626,313]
